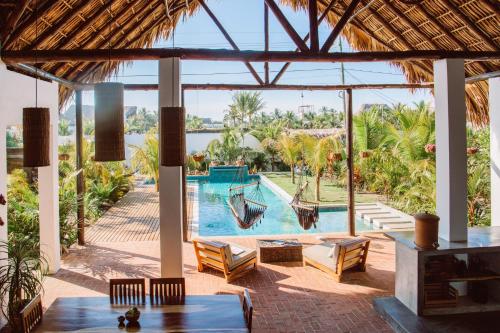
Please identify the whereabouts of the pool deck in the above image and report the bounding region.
[41,185,395,332]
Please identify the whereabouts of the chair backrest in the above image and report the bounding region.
[20,294,43,333]
[109,278,146,304]
[193,239,231,271]
[242,289,253,332]
[337,239,370,273]
[150,277,186,304]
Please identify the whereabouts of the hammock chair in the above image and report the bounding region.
[228,166,267,230]
[290,164,320,230]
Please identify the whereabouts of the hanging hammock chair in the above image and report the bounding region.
[290,166,320,230]
[228,166,267,230]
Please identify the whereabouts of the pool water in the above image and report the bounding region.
[191,178,375,236]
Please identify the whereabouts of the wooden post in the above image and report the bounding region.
[75,90,85,245]
[308,0,319,52]
[346,89,355,236]
[264,3,270,84]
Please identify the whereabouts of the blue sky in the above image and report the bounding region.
[79,0,433,120]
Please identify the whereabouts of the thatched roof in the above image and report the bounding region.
[0,0,498,125]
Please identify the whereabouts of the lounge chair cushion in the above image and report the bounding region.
[229,247,257,270]
[303,243,338,272]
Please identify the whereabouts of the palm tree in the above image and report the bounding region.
[206,128,242,165]
[301,134,342,201]
[283,111,299,128]
[278,134,300,183]
[253,121,284,171]
[353,106,388,153]
[230,92,265,125]
[130,129,159,191]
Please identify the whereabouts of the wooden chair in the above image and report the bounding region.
[109,278,146,304]
[150,277,186,304]
[303,237,370,282]
[242,289,253,332]
[20,294,43,333]
[193,239,257,282]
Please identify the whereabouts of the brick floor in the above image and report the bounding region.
[43,233,395,332]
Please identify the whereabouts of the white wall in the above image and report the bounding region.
[0,62,60,272]
[490,77,500,226]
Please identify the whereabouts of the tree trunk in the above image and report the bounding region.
[315,174,321,201]
[291,163,295,184]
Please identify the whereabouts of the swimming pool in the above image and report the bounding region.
[189,172,375,236]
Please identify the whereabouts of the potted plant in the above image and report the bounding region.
[0,238,47,332]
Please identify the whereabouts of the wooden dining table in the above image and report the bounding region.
[35,295,248,332]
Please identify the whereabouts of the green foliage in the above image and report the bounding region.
[6,131,22,148]
[186,114,205,130]
[130,129,159,191]
[224,92,265,127]
[58,118,73,136]
[125,108,157,134]
[0,238,46,331]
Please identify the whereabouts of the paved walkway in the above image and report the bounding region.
[42,187,395,333]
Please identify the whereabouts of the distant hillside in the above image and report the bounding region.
[62,105,137,124]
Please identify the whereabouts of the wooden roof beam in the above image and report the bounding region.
[308,0,319,52]
[442,0,498,51]
[3,48,499,63]
[199,0,263,85]
[1,0,31,44]
[272,0,338,84]
[264,3,270,84]
[321,0,362,53]
[264,0,309,52]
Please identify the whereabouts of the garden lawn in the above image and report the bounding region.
[263,172,382,205]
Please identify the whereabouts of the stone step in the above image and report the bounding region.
[373,217,413,228]
[356,209,384,218]
[382,222,415,230]
[363,213,400,223]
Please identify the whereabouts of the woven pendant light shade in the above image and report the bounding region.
[160,106,185,167]
[23,107,50,167]
[94,82,125,162]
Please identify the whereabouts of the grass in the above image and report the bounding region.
[262,172,382,205]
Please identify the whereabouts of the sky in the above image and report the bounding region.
[77,0,433,121]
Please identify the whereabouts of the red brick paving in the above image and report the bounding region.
[42,233,395,332]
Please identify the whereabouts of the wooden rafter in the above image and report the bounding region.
[5,0,57,48]
[308,0,319,52]
[264,3,270,84]
[199,0,263,85]
[264,0,309,52]
[321,0,362,53]
[442,0,498,51]
[382,0,438,49]
[272,0,338,84]
[1,0,31,44]
[50,0,113,50]
[52,0,150,76]
[3,48,498,64]
[29,0,93,50]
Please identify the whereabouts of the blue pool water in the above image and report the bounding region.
[190,176,375,236]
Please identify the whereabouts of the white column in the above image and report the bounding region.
[158,58,183,277]
[490,78,500,226]
[434,59,468,242]
[38,107,61,273]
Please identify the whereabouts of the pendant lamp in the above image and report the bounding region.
[23,107,50,167]
[94,82,125,162]
[160,106,185,166]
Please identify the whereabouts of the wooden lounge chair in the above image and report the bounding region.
[242,289,253,332]
[150,277,185,305]
[20,294,43,333]
[193,239,257,282]
[303,237,370,282]
[109,278,146,304]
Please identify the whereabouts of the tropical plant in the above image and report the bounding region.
[130,129,160,191]
[206,128,242,165]
[278,134,300,183]
[229,91,265,125]
[125,108,158,134]
[353,106,388,153]
[0,238,47,331]
[59,118,72,136]
[186,114,205,130]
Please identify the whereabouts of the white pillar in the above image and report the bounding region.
[434,59,468,242]
[158,58,184,277]
[38,107,61,274]
[490,77,500,226]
